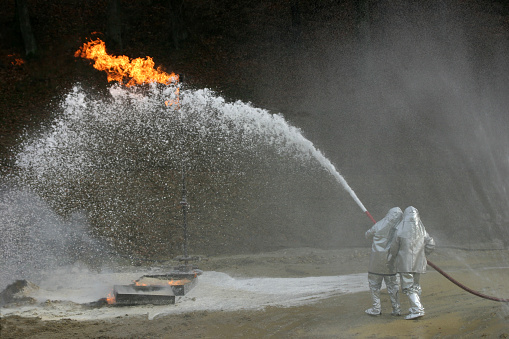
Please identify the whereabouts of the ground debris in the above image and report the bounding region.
[0,280,39,307]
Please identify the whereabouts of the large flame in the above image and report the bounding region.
[75,39,179,87]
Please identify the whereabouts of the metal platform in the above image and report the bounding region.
[112,266,202,306]
[113,284,176,305]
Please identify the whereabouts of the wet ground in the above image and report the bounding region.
[1,247,509,338]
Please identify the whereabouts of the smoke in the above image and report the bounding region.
[0,186,106,290]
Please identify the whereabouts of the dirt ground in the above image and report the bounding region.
[1,247,509,338]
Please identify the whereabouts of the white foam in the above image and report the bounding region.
[0,270,368,321]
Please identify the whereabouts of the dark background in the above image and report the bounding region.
[1,0,509,259]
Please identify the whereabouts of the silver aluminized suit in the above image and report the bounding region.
[364,207,403,316]
[389,206,435,320]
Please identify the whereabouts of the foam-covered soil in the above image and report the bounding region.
[1,247,509,338]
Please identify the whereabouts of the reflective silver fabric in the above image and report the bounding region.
[400,272,425,319]
[405,293,425,319]
[366,273,400,316]
[365,207,403,274]
[389,206,435,274]
[365,275,381,315]
[400,272,421,295]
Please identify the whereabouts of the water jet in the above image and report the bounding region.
[2,34,508,311]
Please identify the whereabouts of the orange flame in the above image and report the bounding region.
[106,291,116,304]
[167,279,190,286]
[134,279,190,287]
[75,39,179,87]
[8,54,25,66]
[165,87,180,107]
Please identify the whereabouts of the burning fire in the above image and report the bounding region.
[75,39,179,87]
[134,279,191,286]
[12,58,25,66]
[106,290,116,304]
[165,87,180,108]
[8,54,25,66]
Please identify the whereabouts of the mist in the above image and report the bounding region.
[243,1,509,248]
[0,187,106,290]
[2,2,508,281]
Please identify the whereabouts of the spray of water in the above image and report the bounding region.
[0,82,366,288]
[0,187,106,290]
[14,83,365,210]
[16,84,366,207]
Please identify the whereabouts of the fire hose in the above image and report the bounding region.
[365,210,509,303]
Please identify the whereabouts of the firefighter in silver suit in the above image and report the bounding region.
[365,207,403,316]
[389,206,435,320]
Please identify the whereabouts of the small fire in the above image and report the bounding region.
[134,279,191,287]
[165,87,180,107]
[8,54,25,66]
[12,58,25,66]
[106,290,116,304]
[167,279,190,286]
[75,39,179,87]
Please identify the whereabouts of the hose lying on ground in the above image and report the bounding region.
[427,259,509,302]
[365,210,508,302]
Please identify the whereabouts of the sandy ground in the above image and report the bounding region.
[1,247,509,338]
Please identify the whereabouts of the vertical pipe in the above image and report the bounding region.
[181,164,188,260]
